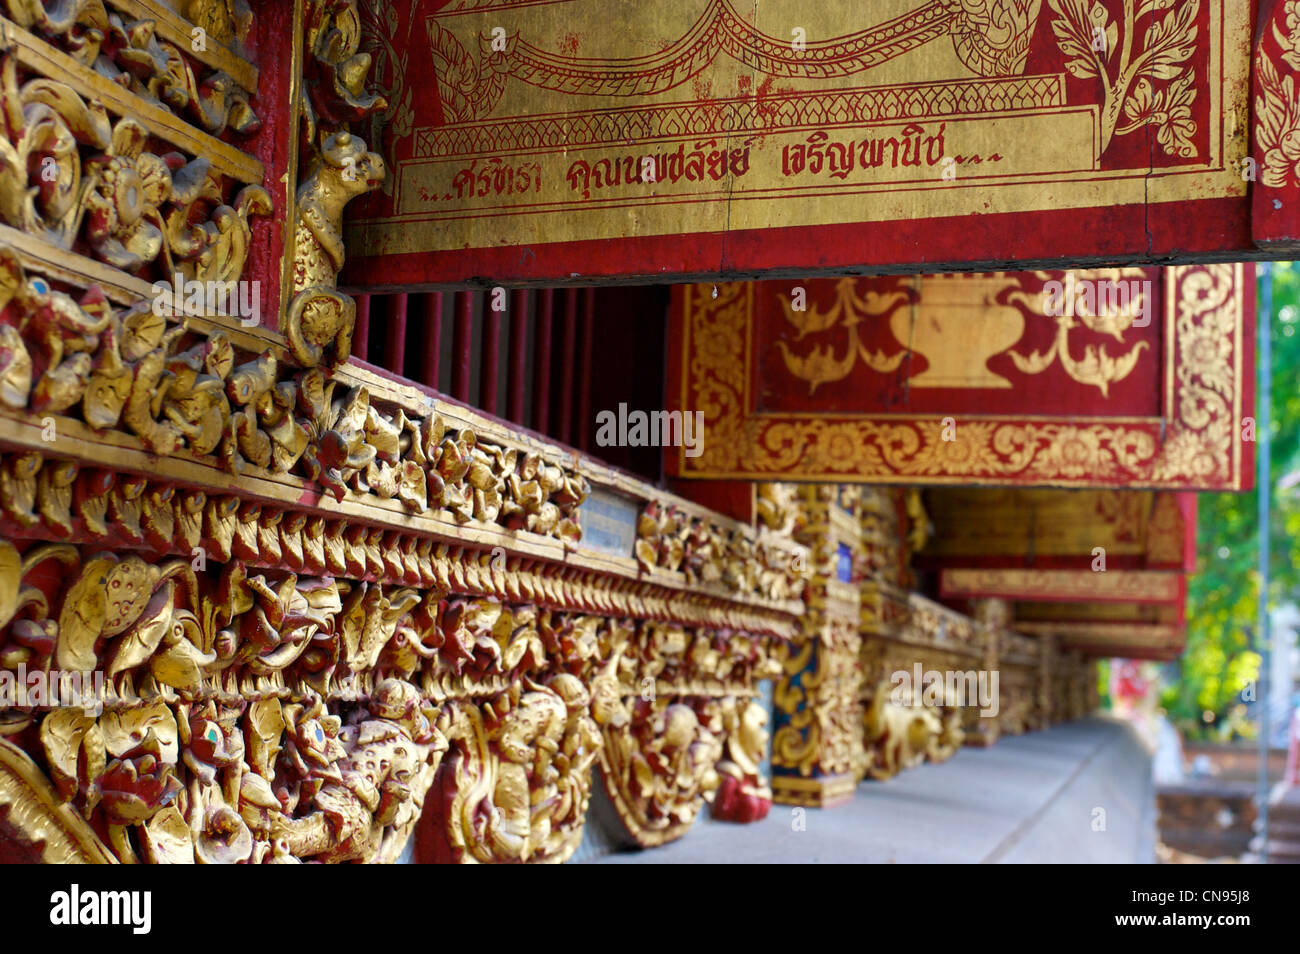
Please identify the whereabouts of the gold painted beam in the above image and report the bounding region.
[1017,621,1183,648]
[0,405,804,621]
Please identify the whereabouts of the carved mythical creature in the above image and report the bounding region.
[272,679,446,863]
[712,698,773,823]
[619,699,722,832]
[481,682,567,860]
[926,688,967,762]
[864,680,941,780]
[292,132,383,295]
[287,132,384,368]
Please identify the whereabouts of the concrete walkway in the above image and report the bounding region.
[584,715,1156,864]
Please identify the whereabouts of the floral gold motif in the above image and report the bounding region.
[680,266,1245,488]
[1256,0,1300,189]
[1047,0,1202,157]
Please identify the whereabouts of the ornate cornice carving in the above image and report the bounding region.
[635,497,807,604]
[0,530,794,863]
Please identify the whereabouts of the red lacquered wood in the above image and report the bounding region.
[508,289,529,424]
[558,289,578,445]
[481,296,502,414]
[421,292,443,388]
[353,293,371,362]
[533,289,554,435]
[385,292,408,376]
[452,291,474,402]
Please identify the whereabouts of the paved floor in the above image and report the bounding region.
[584,715,1156,864]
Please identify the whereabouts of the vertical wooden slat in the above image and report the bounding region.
[508,289,529,424]
[558,288,578,445]
[421,292,443,388]
[452,291,474,402]
[577,288,596,450]
[481,293,502,414]
[354,293,371,362]
[385,292,408,376]
[533,289,554,435]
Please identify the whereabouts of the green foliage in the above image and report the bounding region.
[1160,263,1300,740]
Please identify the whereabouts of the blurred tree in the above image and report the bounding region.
[1159,263,1300,740]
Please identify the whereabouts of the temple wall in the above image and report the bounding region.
[0,1,1097,865]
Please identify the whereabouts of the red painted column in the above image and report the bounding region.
[481,293,502,414]
[452,291,474,402]
[577,288,595,450]
[421,292,443,389]
[533,289,554,435]
[558,289,578,445]
[353,293,371,363]
[385,292,408,376]
[508,289,530,424]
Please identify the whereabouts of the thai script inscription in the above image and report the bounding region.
[434,122,999,205]
[566,138,754,199]
[451,156,543,198]
[780,123,948,178]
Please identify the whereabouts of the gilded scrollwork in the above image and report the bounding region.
[771,487,866,804]
[1256,0,1300,190]
[578,615,783,846]
[0,452,799,647]
[2,2,259,137]
[601,696,723,843]
[424,655,612,863]
[1047,0,1202,157]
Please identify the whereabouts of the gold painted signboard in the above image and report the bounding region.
[340,0,1292,288]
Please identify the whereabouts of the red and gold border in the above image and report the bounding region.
[940,569,1183,604]
[1253,0,1300,249]
[671,264,1254,490]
